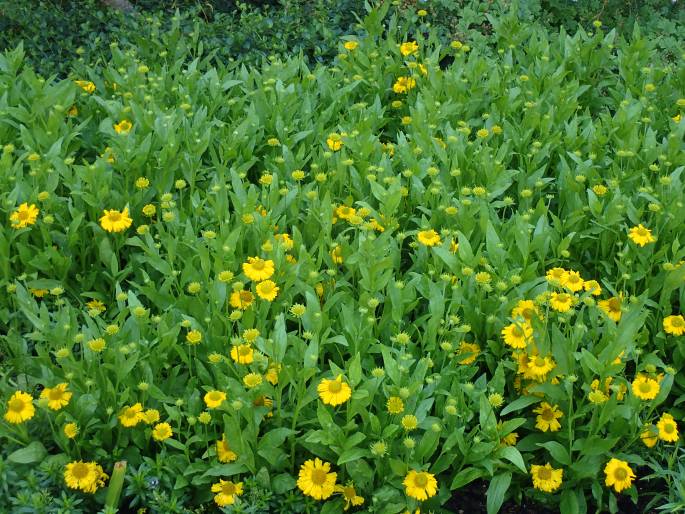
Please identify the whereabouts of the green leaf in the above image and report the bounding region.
[537,441,571,466]
[450,467,484,489]
[8,441,47,464]
[487,472,512,514]
[498,446,527,474]
[500,395,540,416]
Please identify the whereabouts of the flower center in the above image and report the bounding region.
[614,468,628,481]
[222,483,236,495]
[108,212,122,222]
[637,228,648,237]
[512,326,523,337]
[639,382,652,393]
[538,468,552,480]
[558,294,569,302]
[343,486,356,499]
[414,473,428,487]
[534,357,546,367]
[208,393,221,402]
[239,347,251,356]
[328,381,342,393]
[541,408,554,421]
[9,398,25,412]
[311,469,328,486]
[609,299,620,311]
[664,423,675,434]
[240,291,252,301]
[71,463,90,479]
[17,211,29,220]
[673,318,684,327]
[49,389,64,401]
[252,260,265,270]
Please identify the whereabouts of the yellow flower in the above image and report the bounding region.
[64,422,79,439]
[242,257,275,281]
[387,396,404,414]
[297,458,337,500]
[64,461,108,493]
[4,391,35,424]
[501,322,533,349]
[335,482,365,510]
[564,271,584,292]
[326,133,343,151]
[204,391,227,409]
[403,470,437,501]
[545,267,568,286]
[476,128,489,138]
[456,341,480,364]
[335,205,356,220]
[211,479,244,507]
[417,229,441,247]
[143,409,160,424]
[217,436,238,462]
[511,300,540,322]
[68,105,78,117]
[550,292,574,312]
[583,279,602,296]
[525,355,556,379]
[604,458,635,493]
[530,463,563,493]
[231,344,254,364]
[74,80,95,93]
[100,208,132,233]
[256,280,279,301]
[230,289,254,310]
[598,296,622,322]
[151,422,172,441]
[401,414,418,431]
[40,383,72,411]
[114,119,132,134]
[10,203,39,229]
[533,402,563,432]
[631,374,660,400]
[400,41,419,57]
[265,364,281,385]
[663,315,685,336]
[243,372,263,388]
[87,299,106,313]
[343,41,359,51]
[641,425,658,448]
[331,245,344,264]
[657,413,679,442]
[318,375,352,406]
[119,403,144,427]
[393,76,417,94]
[186,330,202,345]
[628,224,655,246]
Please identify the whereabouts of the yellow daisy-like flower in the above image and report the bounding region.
[64,422,79,439]
[326,133,343,151]
[628,224,655,246]
[386,396,404,414]
[456,341,480,365]
[318,375,352,406]
[204,390,227,409]
[335,205,356,220]
[510,300,540,322]
[10,203,39,229]
[598,296,622,322]
[525,355,556,379]
[40,383,72,411]
[343,41,359,51]
[297,458,337,500]
[265,364,281,385]
[3,391,35,424]
[403,470,437,501]
[417,229,441,247]
[335,482,365,510]
[74,80,96,93]
[400,41,419,56]
[545,267,568,286]
[604,458,635,493]
[216,436,238,462]
[663,315,685,336]
[119,403,144,427]
[99,208,132,233]
[143,409,160,424]
[64,461,108,493]
[114,119,132,134]
[243,372,263,388]
[564,271,584,292]
[230,289,254,310]
[211,479,244,507]
[393,76,417,94]
[533,402,563,432]
[401,414,418,431]
[230,344,254,364]
[583,279,602,296]
[186,330,202,345]
[657,413,679,442]
[631,374,660,400]
[641,425,658,448]
[549,292,574,312]
[242,257,275,282]
[501,321,533,349]
[530,463,563,493]
[152,422,173,441]
[331,245,344,264]
[256,280,279,301]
